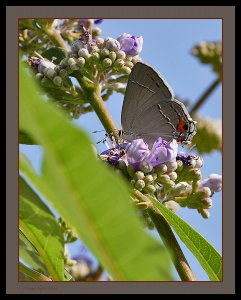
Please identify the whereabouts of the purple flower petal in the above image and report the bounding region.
[126,139,149,166]
[94,19,103,24]
[199,174,222,193]
[147,138,178,167]
[117,33,143,56]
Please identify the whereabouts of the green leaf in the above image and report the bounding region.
[19,176,64,280]
[19,262,52,281]
[20,230,48,274]
[64,269,72,281]
[148,196,222,281]
[42,47,67,64]
[19,62,172,281]
[19,130,37,145]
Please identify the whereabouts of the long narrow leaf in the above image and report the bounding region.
[148,196,222,281]
[19,176,64,280]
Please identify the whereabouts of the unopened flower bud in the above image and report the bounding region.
[116,50,126,59]
[168,171,177,181]
[91,52,100,62]
[134,171,145,180]
[35,73,43,80]
[53,76,63,86]
[152,173,157,181]
[132,56,142,64]
[60,58,69,67]
[125,61,134,68]
[145,184,156,194]
[113,58,125,68]
[109,51,116,62]
[176,160,183,172]
[166,161,178,172]
[198,208,210,219]
[102,58,112,68]
[92,27,102,36]
[68,58,76,66]
[199,186,212,197]
[165,200,180,212]
[103,37,120,52]
[201,197,212,209]
[158,174,170,183]
[119,66,131,74]
[195,157,203,168]
[144,174,154,185]
[139,160,153,174]
[130,179,136,187]
[70,63,79,71]
[59,69,68,78]
[156,164,168,176]
[100,48,110,58]
[77,57,85,68]
[78,48,90,59]
[46,69,57,79]
[135,179,145,191]
[173,182,191,196]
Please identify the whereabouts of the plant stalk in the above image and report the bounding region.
[190,77,221,115]
[133,189,197,281]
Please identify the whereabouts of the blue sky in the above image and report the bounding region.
[20,19,222,281]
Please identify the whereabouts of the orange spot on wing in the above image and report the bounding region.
[177,119,188,132]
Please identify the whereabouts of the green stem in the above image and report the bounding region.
[133,190,197,281]
[19,262,52,281]
[190,77,221,115]
[77,76,119,142]
[44,28,69,51]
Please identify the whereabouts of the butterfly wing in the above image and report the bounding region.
[121,62,175,135]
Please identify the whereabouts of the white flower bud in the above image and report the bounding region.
[35,73,43,80]
[53,76,63,86]
[201,198,212,209]
[168,171,177,182]
[156,164,168,175]
[103,37,120,52]
[71,40,85,53]
[78,48,90,59]
[165,200,180,213]
[113,58,125,68]
[125,61,134,68]
[116,50,126,60]
[70,63,79,71]
[139,160,153,174]
[166,161,178,172]
[109,51,116,62]
[135,179,145,191]
[134,171,145,180]
[100,48,110,58]
[145,184,156,194]
[144,174,154,185]
[102,58,112,68]
[60,58,69,67]
[46,69,57,79]
[59,69,68,78]
[68,58,76,66]
[77,57,85,68]
[119,66,131,74]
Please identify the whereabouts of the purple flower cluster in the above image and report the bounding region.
[101,137,178,170]
[118,33,143,56]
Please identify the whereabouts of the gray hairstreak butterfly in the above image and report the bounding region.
[121,62,197,147]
